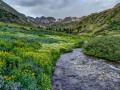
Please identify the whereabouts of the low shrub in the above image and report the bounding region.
[83,36,120,61]
[74,40,85,48]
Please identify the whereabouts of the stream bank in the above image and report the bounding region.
[52,48,120,90]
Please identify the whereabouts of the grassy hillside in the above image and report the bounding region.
[0,0,26,21]
[0,22,86,90]
[0,0,29,24]
[74,3,120,36]
[0,9,26,23]
[49,3,120,36]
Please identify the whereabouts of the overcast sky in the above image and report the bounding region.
[4,0,120,19]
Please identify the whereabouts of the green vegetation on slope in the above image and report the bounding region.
[47,4,120,36]
[0,9,25,23]
[94,21,120,36]
[83,36,120,61]
[0,0,27,21]
[74,3,120,36]
[0,23,86,90]
[0,0,33,26]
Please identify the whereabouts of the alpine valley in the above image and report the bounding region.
[0,0,120,90]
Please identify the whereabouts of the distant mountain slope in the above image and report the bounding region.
[45,17,83,33]
[73,3,120,36]
[27,16,81,28]
[0,0,26,20]
[50,3,120,35]
[0,0,28,23]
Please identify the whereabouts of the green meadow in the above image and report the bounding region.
[0,22,87,90]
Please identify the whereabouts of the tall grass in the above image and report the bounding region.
[0,25,83,90]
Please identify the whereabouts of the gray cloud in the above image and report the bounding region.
[10,0,72,9]
[49,0,72,9]
[4,0,120,18]
[17,0,49,7]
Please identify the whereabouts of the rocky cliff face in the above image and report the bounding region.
[27,16,56,27]
[27,16,81,28]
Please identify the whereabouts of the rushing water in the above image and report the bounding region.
[52,49,120,90]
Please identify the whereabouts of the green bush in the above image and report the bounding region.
[83,36,120,61]
[74,40,85,48]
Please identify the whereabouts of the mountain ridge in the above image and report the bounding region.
[0,0,120,34]
[27,16,81,28]
[46,3,120,35]
[73,3,120,35]
[0,0,26,20]
[0,0,81,27]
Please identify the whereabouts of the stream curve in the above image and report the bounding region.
[52,48,120,90]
